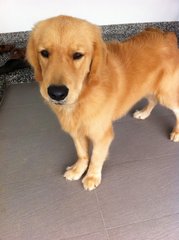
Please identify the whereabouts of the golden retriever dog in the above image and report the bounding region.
[26,15,179,190]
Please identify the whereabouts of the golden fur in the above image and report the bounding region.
[26,15,179,190]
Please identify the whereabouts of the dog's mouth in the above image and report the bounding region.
[50,99,66,105]
[49,98,77,106]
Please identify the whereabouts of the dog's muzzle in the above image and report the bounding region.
[47,85,69,104]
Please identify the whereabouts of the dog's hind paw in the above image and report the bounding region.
[82,174,101,191]
[133,110,150,120]
[170,131,179,142]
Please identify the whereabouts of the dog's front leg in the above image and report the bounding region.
[64,135,89,181]
[82,126,114,190]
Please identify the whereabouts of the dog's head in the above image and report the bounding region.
[26,15,106,105]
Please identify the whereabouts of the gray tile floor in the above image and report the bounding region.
[0,83,179,240]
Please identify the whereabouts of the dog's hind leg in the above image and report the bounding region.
[133,95,158,120]
[170,108,179,142]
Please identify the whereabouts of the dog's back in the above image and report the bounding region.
[107,28,178,68]
[105,28,179,120]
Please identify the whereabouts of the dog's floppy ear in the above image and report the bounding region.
[89,26,107,78]
[26,31,42,81]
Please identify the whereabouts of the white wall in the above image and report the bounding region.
[0,0,179,33]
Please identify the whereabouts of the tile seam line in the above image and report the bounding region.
[95,190,110,240]
[107,151,179,166]
[106,212,179,231]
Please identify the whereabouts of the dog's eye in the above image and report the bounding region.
[40,50,49,58]
[73,52,84,60]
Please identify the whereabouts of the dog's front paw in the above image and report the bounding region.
[64,162,88,181]
[133,110,150,120]
[170,131,179,142]
[82,174,101,191]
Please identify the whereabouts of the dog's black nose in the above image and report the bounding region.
[48,85,69,101]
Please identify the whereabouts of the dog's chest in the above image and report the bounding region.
[55,106,85,134]
[52,102,107,138]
